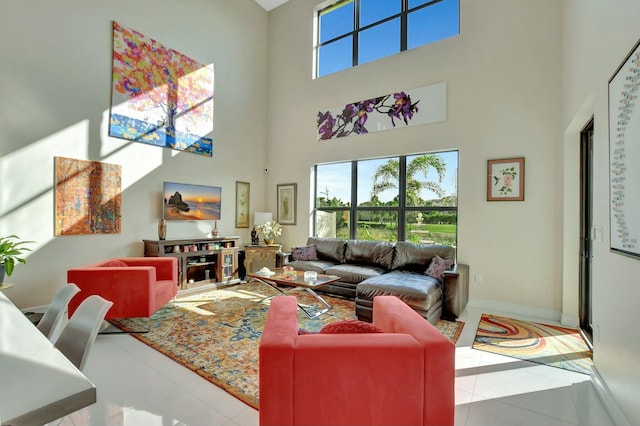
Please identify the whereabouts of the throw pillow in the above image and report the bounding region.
[425,255,453,280]
[319,319,383,334]
[101,259,128,267]
[291,244,318,261]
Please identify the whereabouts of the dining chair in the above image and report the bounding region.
[36,283,81,341]
[54,295,113,371]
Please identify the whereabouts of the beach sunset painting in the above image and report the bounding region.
[163,181,221,221]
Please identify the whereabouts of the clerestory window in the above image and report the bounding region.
[314,0,460,78]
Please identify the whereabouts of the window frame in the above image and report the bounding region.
[314,0,458,78]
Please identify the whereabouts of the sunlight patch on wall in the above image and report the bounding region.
[0,120,90,254]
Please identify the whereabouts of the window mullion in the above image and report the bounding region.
[401,0,408,51]
[398,156,407,241]
[350,161,358,239]
[353,0,359,67]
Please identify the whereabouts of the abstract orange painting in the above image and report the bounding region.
[54,157,122,236]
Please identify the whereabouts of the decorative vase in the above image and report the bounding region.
[212,221,219,237]
[158,218,167,240]
[265,238,275,245]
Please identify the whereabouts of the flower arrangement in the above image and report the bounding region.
[256,221,282,241]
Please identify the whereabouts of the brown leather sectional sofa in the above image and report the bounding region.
[284,237,469,324]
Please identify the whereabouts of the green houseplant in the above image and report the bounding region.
[0,235,34,282]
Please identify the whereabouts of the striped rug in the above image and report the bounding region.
[472,313,593,375]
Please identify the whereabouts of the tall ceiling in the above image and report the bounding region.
[254,0,290,12]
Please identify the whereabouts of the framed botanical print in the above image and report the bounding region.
[235,181,250,228]
[608,37,640,258]
[277,183,297,225]
[487,157,525,201]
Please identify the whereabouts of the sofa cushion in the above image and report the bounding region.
[391,241,455,273]
[101,259,128,267]
[319,319,383,334]
[357,270,441,302]
[344,240,395,270]
[286,259,336,273]
[291,244,318,261]
[307,237,346,263]
[325,264,386,284]
[425,255,453,280]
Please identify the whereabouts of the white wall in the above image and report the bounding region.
[266,0,565,318]
[563,1,640,423]
[0,0,270,308]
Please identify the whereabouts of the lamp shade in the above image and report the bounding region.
[254,212,273,227]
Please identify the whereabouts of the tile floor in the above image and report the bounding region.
[47,303,614,425]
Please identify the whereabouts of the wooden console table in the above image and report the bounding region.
[144,237,240,291]
[244,244,283,274]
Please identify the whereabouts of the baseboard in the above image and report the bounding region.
[560,313,579,328]
[467,297,561,323]
[591,366,632,426]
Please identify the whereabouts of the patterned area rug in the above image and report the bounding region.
[472,313,593,375]
[111,281,464,409]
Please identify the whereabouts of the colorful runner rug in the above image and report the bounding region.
[472,313,593,375]
[111,281,464,409]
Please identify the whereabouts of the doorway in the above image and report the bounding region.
[579,118,593,346]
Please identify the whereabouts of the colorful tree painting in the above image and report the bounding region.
[109,21,214,156]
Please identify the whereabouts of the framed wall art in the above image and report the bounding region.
[54,157,122,236]
[277,183,297,225]
[235,181,250,228]
[608,37,640,258]
[109,21,214,157]
[163,181,221,221]
[487,157,525,201]
[317,82,446,141]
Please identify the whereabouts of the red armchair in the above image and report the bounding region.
[67,257,178,319]
[259,295,455,426]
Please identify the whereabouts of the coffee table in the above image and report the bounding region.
[247,269,340,319]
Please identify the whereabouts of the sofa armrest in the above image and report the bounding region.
[67,266,156,318]
[373,295,455,426]
[116,257,177,284]
[276,251,290,267]
[443,263,469,319]
[259,296,298,426]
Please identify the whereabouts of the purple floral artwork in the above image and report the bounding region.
[316,82,446,141]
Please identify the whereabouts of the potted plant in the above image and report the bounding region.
[256,221,282,245]
[0,235,34,282]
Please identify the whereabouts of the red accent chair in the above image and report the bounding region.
[67,257,178,319]
[259,295,455,426]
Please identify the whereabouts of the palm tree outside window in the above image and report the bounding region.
[314,151,458,246]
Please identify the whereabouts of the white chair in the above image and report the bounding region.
[36,283,81,341]
[54,295,113,371]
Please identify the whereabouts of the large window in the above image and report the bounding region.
[315,151,458,246]
[315,0,460,78]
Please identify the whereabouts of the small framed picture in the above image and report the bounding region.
[235,181,250,228]
[277,183,297,225]
[487,157,525,201]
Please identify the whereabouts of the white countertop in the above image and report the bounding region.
[0,292,96,425]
